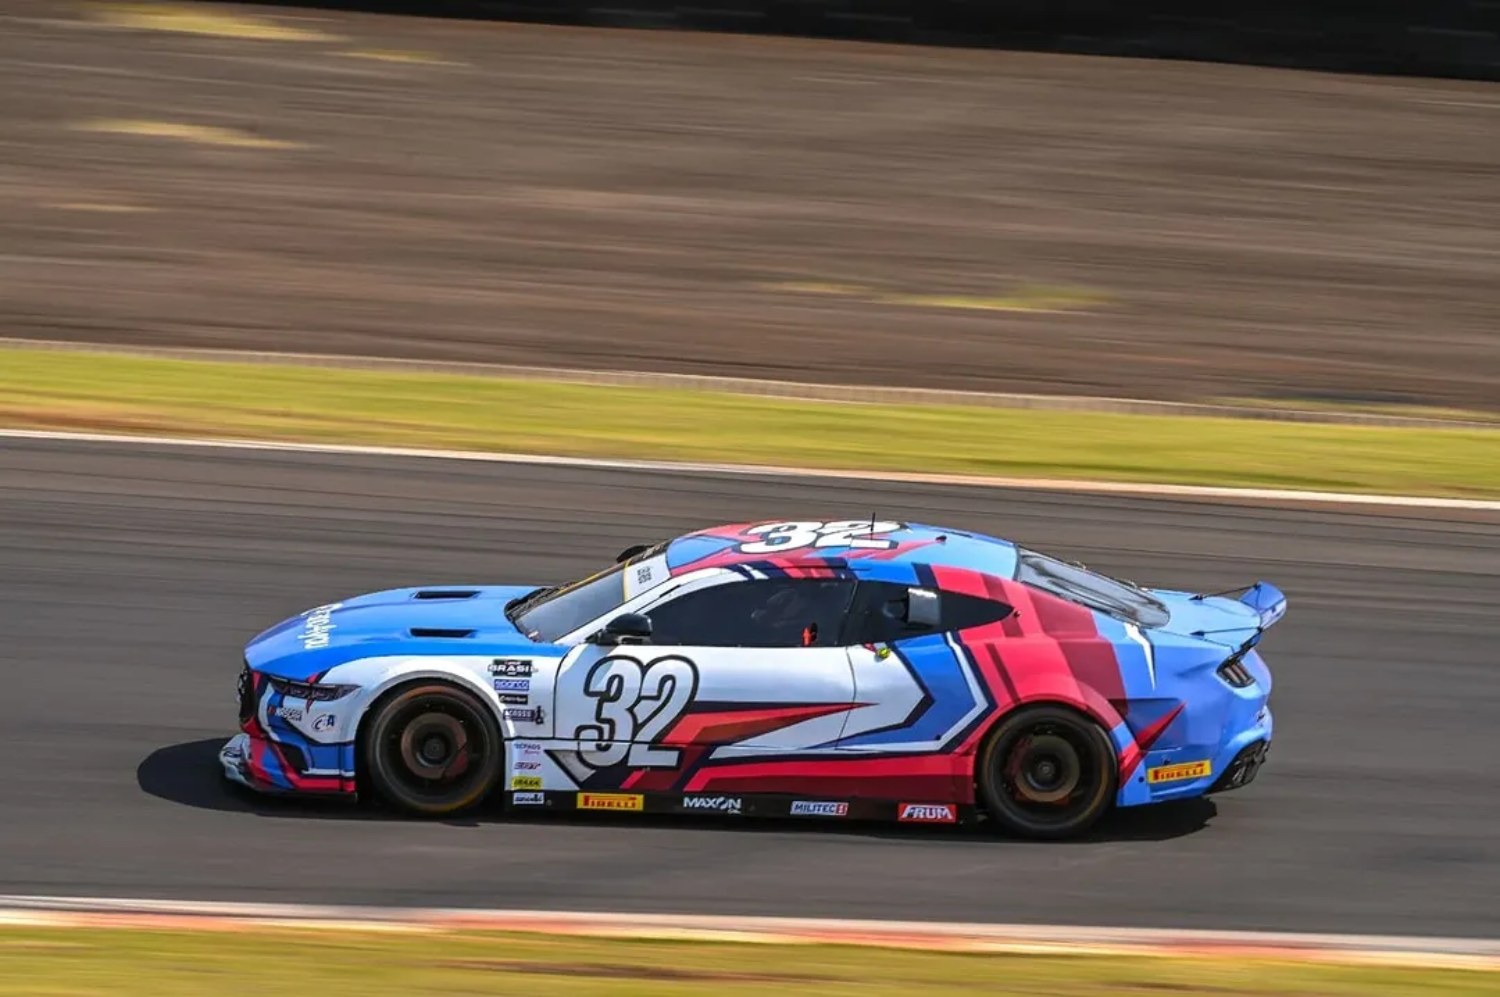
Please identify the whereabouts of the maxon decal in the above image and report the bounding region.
[681,796,742,813]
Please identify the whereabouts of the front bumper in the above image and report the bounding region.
[219,732,264,791]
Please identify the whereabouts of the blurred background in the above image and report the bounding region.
[1,2,1497,994]
[3,0,1497,408]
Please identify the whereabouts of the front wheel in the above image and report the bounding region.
[362,683,503,816]
[976,705,1117,840]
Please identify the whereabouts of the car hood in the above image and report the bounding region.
[244,584,543,679]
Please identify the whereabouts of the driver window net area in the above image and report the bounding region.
[648,578,856,648]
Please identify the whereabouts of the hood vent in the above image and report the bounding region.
[409,628,476,639]
[412,590,480,600]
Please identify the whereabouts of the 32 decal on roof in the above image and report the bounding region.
[738,520,903,554]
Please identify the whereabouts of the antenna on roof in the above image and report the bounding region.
[868,509,877,537]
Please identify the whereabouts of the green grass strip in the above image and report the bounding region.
[1,348,1496,498]
[1,926,1493,996]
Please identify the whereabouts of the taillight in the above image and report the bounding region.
[1217,654,1255,688]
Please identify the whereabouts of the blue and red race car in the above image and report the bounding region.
[222,519,1283,839]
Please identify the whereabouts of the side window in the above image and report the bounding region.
[647,579,856,649]
[844,581,1012,644]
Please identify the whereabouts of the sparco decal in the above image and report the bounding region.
[897,803,956,823]
[493,678,530,693]
[682,796,742,813]
[790,800,848,817]
[296,603,342,650]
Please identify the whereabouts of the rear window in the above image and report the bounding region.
[1014,548,1169,628]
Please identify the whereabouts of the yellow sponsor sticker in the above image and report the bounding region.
[509,775,542,791]
[1147,760,1212,784]
[577,792,643,812]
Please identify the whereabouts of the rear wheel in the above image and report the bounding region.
[362,683,503,816]
[977,705,1116,840]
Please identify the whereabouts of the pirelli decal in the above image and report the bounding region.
[576,792,644,812]
[1147,759,1212,784]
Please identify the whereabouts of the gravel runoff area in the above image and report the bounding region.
[1,1,1497,409]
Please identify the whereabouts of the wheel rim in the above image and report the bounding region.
[376,694,493,806]
[996,720,1105,829]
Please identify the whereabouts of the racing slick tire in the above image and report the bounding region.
[976,704,1117,840]
[361,682,504,816]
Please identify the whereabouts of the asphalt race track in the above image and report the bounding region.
[2,436,1497,936]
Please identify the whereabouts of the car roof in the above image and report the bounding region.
[663,520,1020,580]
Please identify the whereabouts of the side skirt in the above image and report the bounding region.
[504,790,980,826]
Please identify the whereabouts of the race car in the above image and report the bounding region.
[221,519,1283,839]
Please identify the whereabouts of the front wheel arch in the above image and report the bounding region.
[355,678,506,816]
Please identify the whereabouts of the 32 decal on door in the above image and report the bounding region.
[571,654,700,770]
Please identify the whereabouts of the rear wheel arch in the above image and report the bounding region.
[971,699,1120,840]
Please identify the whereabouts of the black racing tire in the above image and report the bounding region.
[361,682,504,817]
[976,705,1117,840]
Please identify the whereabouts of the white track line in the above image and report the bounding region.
[0,896,1495,969]
[4,427,1499,511]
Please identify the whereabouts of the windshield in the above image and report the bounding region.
[510,542,666,643]
[1014,548,1169,628]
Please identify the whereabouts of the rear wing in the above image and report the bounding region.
[1189,581,1287,650]
[1237,581,1288,632]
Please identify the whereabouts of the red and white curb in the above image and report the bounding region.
[0,897,1495,971]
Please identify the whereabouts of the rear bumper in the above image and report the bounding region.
[1118,698,1273,807]
[1207,737,1270,794]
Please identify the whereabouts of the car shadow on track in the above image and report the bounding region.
[138,738,1216,844]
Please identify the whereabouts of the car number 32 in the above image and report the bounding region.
[572,654,700,769]
[739,520,902,554]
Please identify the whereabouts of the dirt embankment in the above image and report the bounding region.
[1,2,1496,408]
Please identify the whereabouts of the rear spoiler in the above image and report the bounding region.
[1237,581,1288,631]
[1190,581,1288,650]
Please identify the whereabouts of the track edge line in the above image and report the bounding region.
[3,427,1498,511]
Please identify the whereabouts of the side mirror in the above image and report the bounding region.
[594,612,652,646]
